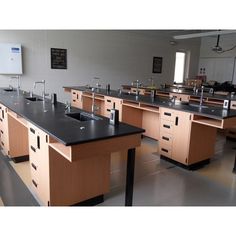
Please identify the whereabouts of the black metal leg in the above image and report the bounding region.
[233,153,236,173]
[125,148,135,206]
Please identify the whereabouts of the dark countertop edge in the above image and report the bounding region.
[63,86,236,120]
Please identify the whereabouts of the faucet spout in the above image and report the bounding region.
[33,80,48,101]
[199,86,204,107]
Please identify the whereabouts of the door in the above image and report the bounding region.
[172,111,192,164]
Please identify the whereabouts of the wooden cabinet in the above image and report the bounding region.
[104,96,122,121]
[28,122,50,206]
[169,93,190,102]
[81,92,105,116]
[0,103,9,155]
[171,110,192,164]
[130,87,145,95]
[71,90,83,109]
[159,108,192,165]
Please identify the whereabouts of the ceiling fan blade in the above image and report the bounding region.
[173,30,236,39]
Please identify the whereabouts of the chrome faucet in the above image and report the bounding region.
[93,77,101,91]
[91,88,99,115]
[10,75,20,93]
[199,86,204,107]
[65,101,71,113]
[33,80,49,101]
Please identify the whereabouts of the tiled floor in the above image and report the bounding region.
[1,133,236,206]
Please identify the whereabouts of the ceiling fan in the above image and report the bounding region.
[173,30,236,53]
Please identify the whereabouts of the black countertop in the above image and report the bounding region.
[121,84,236,101]
[64,86,236,120]
[0,88,144,146]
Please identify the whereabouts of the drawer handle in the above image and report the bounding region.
[107,109,111,112]
[1,130,3,134]
[31,163,37,170]
[30,128,35,134]
[107,99,111,103]
[162,136,169,141]
[73,99,76,102]
[77,94,79,99]
[163,124,170,129]
[161,148,169,153]
[37,136,40,149]
[32,179,38,188]
[72,92,76,94]
[232,104,236,107]
[164,112,171,116]
[31,145,36,152]
[2,110,4,119]
[0,118,2,122]
[175,117,179,126]
[1,141,4,146]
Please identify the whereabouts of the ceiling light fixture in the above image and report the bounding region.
[173,30,236,40]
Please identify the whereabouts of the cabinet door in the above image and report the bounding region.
[172,111,192,164]
[71,90,83,109]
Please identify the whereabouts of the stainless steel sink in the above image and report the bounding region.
[189,103,208,109]
[25,97,43,102]
[65,112,102,122]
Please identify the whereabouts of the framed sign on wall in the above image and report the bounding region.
[152,57,163,73]
[51,48,67,69]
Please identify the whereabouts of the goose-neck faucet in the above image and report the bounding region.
[33,80,49,101]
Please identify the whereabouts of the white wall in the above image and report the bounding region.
[199,34,236,83]
[0,30,201,102]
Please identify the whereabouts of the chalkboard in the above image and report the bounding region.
[51,48,67,69]
[152,57,162,73]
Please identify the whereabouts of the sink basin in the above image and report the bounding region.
[66,112,102,122]
[4,88,15,92]
[25,97,43,102]
[189,104,208,109]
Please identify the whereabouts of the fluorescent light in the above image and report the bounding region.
[173,30,236,39]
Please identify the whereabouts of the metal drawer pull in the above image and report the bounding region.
[1,141,4,146]
[163,124,170,129]
[107,109,111,112]
[30,128,35,134]
[30,146,36,152]
[162,136,169,141]
[73,99,76,102]
[0,118,2,122]
[0,130,3,134]
[32,179,38,188]
[107,99,111,103]
[161,148,169,153]
[72,92,76,94]
[31,163,37,170]
[164,112,171,116]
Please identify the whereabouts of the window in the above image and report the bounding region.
[174,52,186,84]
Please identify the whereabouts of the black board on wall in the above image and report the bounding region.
[51,48,67,69]
[152,57,162,73]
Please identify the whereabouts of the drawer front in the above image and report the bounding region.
[160,119,174,134]
[159,144,172,158]
[230,101,236,110]
[160,108,175,122]
[159,131,173,147]
[71,99,79,108]
[71,90,78,98]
